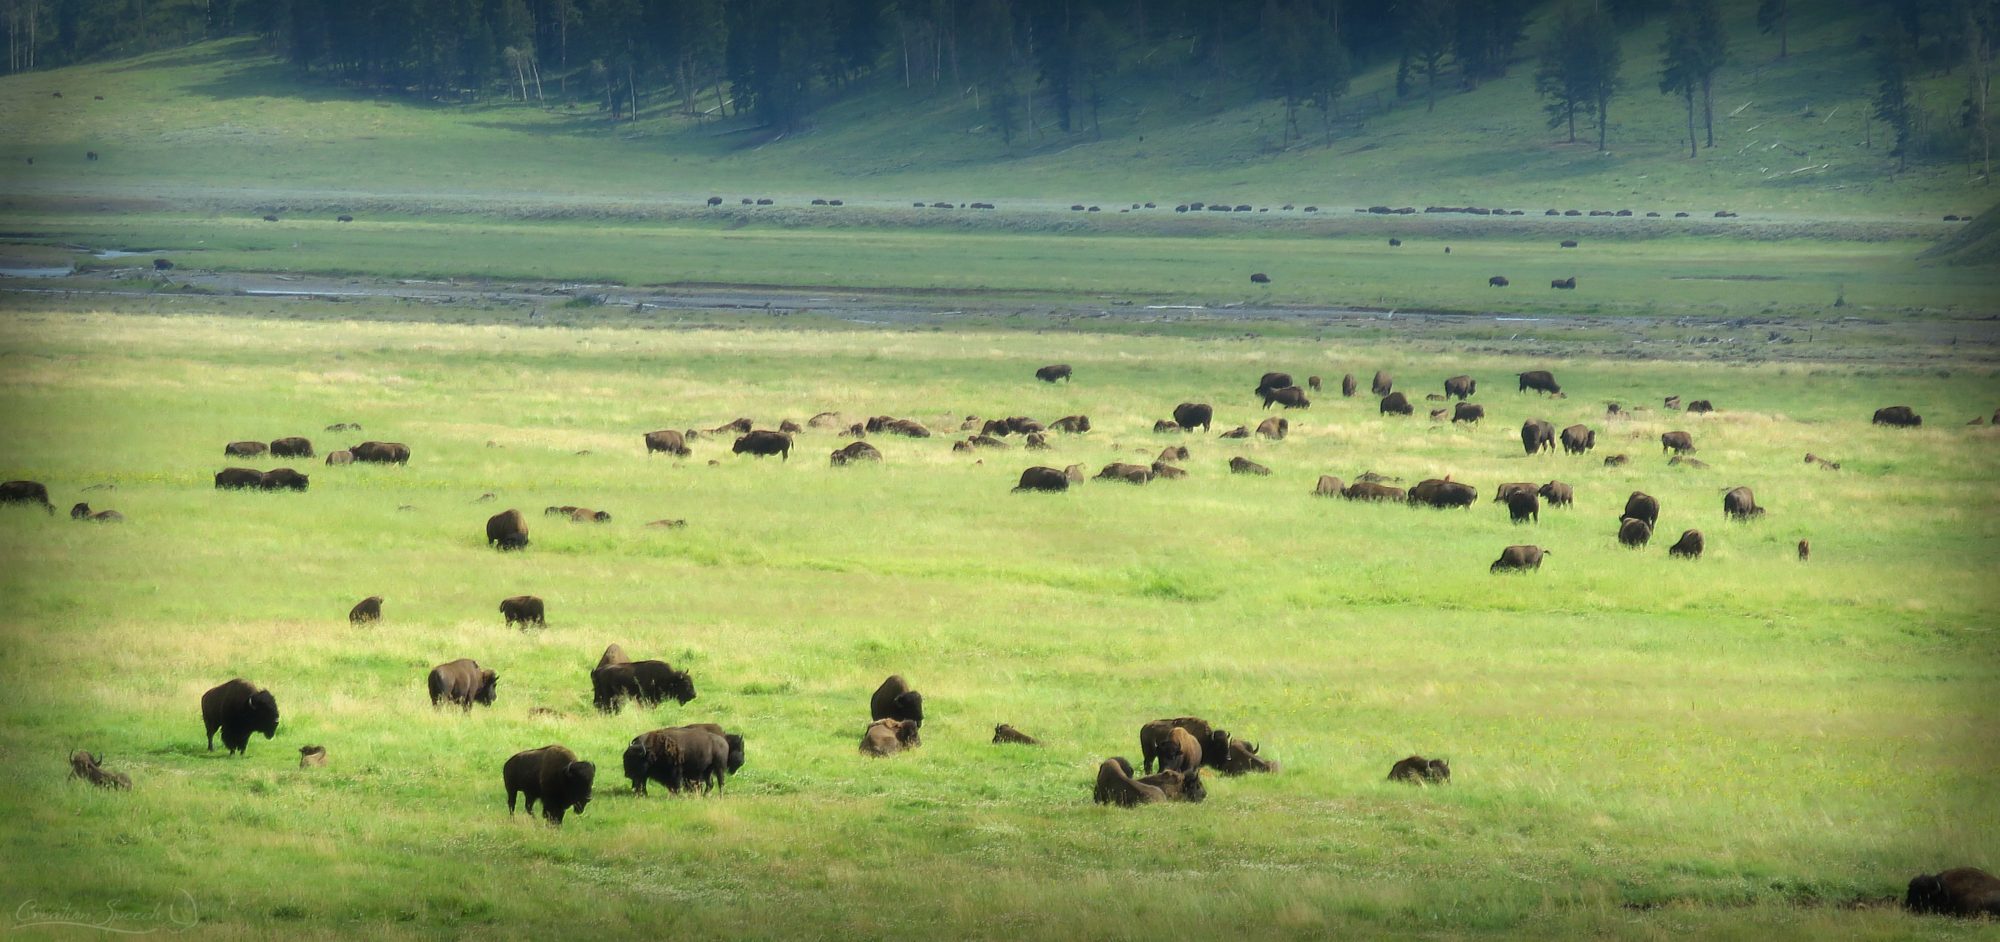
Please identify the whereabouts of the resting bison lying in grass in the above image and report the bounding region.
[1342,481,1406,501]
[1094,757,1166,805]
[1050,415,1091,434]
[1014,465,1081,492]
[225,441,267,457]
[1097,462,1153,484]
[1229,457,1271,476]
[428,658,498,711]
[992,724,1040,745]
[69,503,121,522]
[70,751,131,790]
[1905,867,2000,917]
[871,675,925,735]
[1408,479,1477,509]
[504,744,595,825]
[830,441,881,466]
[1218,738,1278,774]
[860,718,920,756]
[1388,755,1451,783]
[202,679,279,755]
[1490,545,1547,572]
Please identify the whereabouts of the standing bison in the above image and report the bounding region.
[1342,374,1358,397]
[1668,529,1704,558]
[1256,417,1288,440]
[1618,517,1654,548]
[1307,375,1322,392]
[1444,375,1476,400]
[1560,425,1595,454]
[269,436,314,458]
[1520,419,1556,455]
[1505,491,1539,523]
[591,660,697,712]
[213,468,265,489]
[201,679,280,755]
[324,450,353,465]
[644,430,691,456]
[1622,491,1660,528]
[1035,364,1073,383]
[429,658,499,711]
[260,468,309,491]
[1490,545,1547,572]
[1872,406,1922,427]
[1517,371,1562,395]
[1371,371,1393,396]
[486,509,529,550]
[349,596,383,623]
[1313,475,1345,497]
[500,594,545,628]
[1452,403,1485,424]
[0,480,54,513]
[1722,486,1764,519]
[1408,479,1478,509]
[503,744,595,825]
[1138,718,1232,774]
[1172,403,1213,433]
[1660,431,1696,454]
[1538,481,1573,507]
[1255,372,1294,393]
[350,441,411,464]
[1261,386,1310,409]
[1380,392,1414,416]
[732,430,793,460]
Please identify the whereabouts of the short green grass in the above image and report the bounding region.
[0,309,1995,939]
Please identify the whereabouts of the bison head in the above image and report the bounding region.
[1179,769,1208,803]
[1905,874,1947,913]
[476,670,499,705]
[723,734,747,774]
[894,691,924,725]
[564,761,596,814]
[665,670,698,705]
[1426,759,1451,783]
[248,690,280,739]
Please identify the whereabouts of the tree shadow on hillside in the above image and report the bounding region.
[185,60,431,105]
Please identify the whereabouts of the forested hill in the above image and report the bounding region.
[0,0,1990,211]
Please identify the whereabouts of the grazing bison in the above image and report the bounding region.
[1256,417,1288,440]
[213,468,264,489]
[1013,466,1075,492]
[486,509,529,550]
[1250,273,1271,284]
[201,679,279,755]
[1520,419,1556,455]
[70,751,132,790]
[1308,375,1322,392]
[808,412,844,429]
[830,441,882,466]
[1559,239,1578,248]
[1152,420,1180,433]
[269,437,314,458]
[1371,371,1393,396]
[1313,475,1345,497]
[1139,718,1232,773]
[1229,457,1271,476]
[1034,363,1073,383]
[1409,479,1478,509]
[349,441,411,464]
[258,468,309,491]
[1517,371,1562,395]
[1686,399,1713,414]
[1444,375,1476,400]
[1342,481,1407,501]
[1538,481,1573,507]
[860,718,921,757]
[1506,491,1540,523]
[1094,757,1166,806]
[1665,396,1682,411]
[1490,545,1548,572]
[1380,392,1414,416]
[1172,403,1213,433]
[1560,425,1595,454]
[1622,491,1660,527]
[1256,372,1294,393]
[324,450,353,465]
[1495,482,1538,503]
[1387,756,1452,784]
[644,430,691,456]
[1149,462,1185,480]
[1668,529,1704,558]
[1551,276,1577,289]
[504,744,595,825]
[1051,415,1091,434]
[1618,517,1653,548]
[1660,431,1696,454]
[429,658,499,711]
[591,660,697,712]
[1097,462,1153,484]
[1261,386,1310,409]
[732,430,793,461]
[1603,454,1629,466]
[225,441,268,457]
[1488,276,1510,287]
[500,595,545,628]
[1332,374,1353,398]
[624,726,732,795]
[1722,486,1764,519]
[1906,868,2000,917]
[1872,406,1922,427]
[870,675,925,733]
[349,596,382,623]
[1452,403,1485,424]
[993,724,1040,745]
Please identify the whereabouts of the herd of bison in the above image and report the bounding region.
[8,360,1996,919]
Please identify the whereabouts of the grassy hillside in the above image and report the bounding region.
[0,310,1995,938]
[0,0,1985,214]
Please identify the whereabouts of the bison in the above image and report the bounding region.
[348,596,383,623]
[258,468,308,491]
[1139,718,1232,774]
[1517,371,1561,395]
[1560,425,1595,454]
[1387,756,1451,784]
[1520,419,1556,454]
[1722,486,1764,519]
[1538,481,1573,507]
[1256,372,1294,392]
[1093,757,1166,806]
[591,660,697,712]
[1250,273,1271,284]
[993,724,1040,745]
[1452,403,1485,424]
[1313,475,1345,497]
[1686,399,1713,414]
[830,441,882,466]
[503,744,595,825]
[429,658,499,711]
[1150,462,1187,480]
[1380,392,1414,416]
[1136,767,1206,802]
[1488,276,1510,287]
[732,430,793,460]
[1872,406,1922,427]
[644,430,691,456]
[1551,276,1576,289]
[1229,456,1271,476]
[1905,867,2000,917]
[69,751,131,790]
[1255,417,1288,440]
[1495,482,1538,503]
[225,441,268,457]
[1308,375,1322,392]
[1371,371,1393,396]
[1342,481,1406,501]
[597,644,631,670]
[1097,462,1153,484]
[1013,466,1076,492]
[298,745,327,767]
[1618,517,1653,548]
[1035,363,1072,383]
[1490,545,1547,572]
[1050,415,1091,434]
[486,509,529,550]
[1409,478,1477,509]
[1444,375,1476,400]
[1660,431,1695,454]
[1622,491,1660,527]
[1219,426,1250,439]
[860,718,921,757]
[1603,454,1629,467]
[269,436,314,458]
[1261,386,1310,409]
[0,480,52,514]
[324,450,353,465]
[213,467,265,489]
[201,679,279,755]
[1668,529,1704,558]
[349,441,410,464]
[1172,403,1213,432]
[1159,445,1190,463]
[1217,738,1278,775]
[500,594,545,628]
[1506,491,1540,523]
[625,726,735,794]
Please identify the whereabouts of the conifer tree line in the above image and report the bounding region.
[2,0,1993,173]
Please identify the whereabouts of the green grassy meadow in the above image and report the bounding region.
[0,311,1995,939]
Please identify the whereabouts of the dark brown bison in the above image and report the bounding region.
[1218,738,1278,775]
[732,430,793,460]
[713,417,755,434]
[1152,420,1180,433]
[69,751,131,790]
[500,594,545,628]
[324,450,353,465]
[1905,867,2000,916]
[1408,478,1477,509]
[1229,456,1271,476]
[1520,419,1556,455]
[1685,399,1713,414]
[1618,517,1653,548]
[1342,481,1407,501]
[1560,425,1595,454]
[213,468,265,489]
[1261,386,1310,409]
[1538,481,1573,507]
[591,660,697,712]
[1444,375,1476,400]
[1488,276,1510,287]
[1668,529,1704,558]
[1551,276,1576,289]
[1036,364,1072,383]
[1313,475,1345,497]
[201,679,279,755]
[1050,415,1091,434]
[1490,545,1548,572]
[1003,416,1045,435]
[1380,392,1414,416]
[1097,462,1153,484]
[625,725,737,794]
[1332,374,1353,398]
[1014,466,1075,492]
[1660,431,1695,454]
[1622,492,1660,527]
[504,744,595,825]
[350,441,410,464]
[1256,372,1294,392]
[349,596,382,623]
[1250,272,1271,284]
[1172,403,1213,432]
[1872,406,1922,427]
[258,468,309,491]
[830,441,882,466]
[1506,491,1539,523]
[644,430,691,456]
[1387,756,1451,783]
[1517,371,1561,395]
[0,480,53,514]
[1139,718,1233,774]
[1798,539,1810,561]
[1452,403,1485,424]
[1094,757,1167,805]
[860,718,921,756]
[486,509,529,550]
[269,436,314,458]
[871,675,925,733]
[1371,371,1393,396]
[993,724,1040,745]
[1722,486,1764,519]
[1159,445,1190,463]
[1255,417,1288,440]
[1150,462,1187,479]
[429,658,499,711]
[1494,482,1538,503]
[1308,375,1322,392]
[225,441,267,457]
[1603,454,1629,466]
